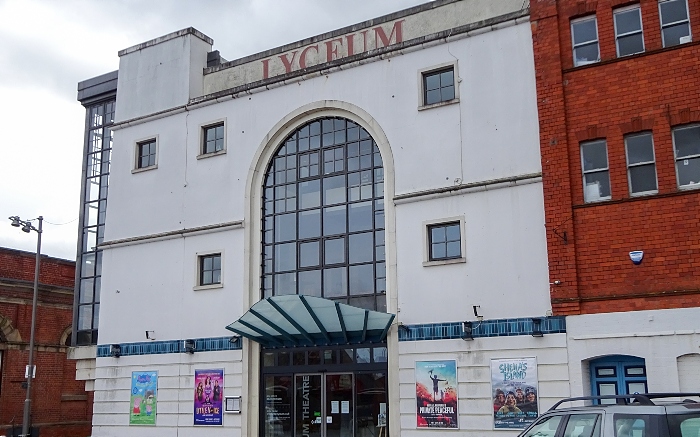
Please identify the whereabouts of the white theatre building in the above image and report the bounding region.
[71,0,569,435]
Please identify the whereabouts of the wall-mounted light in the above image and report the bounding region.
[183,339,196,354]
[531,318,544,337]
[397,322,410,334]
[229,335,241,347]
[629,251,644,265]
[110,344,121,358]
[224,396,242,413]
[145,331,156,340]
[462,321,473,341]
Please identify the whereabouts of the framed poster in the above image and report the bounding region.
[415,360,458,428]
[194,369,224,425]
[130,371,158,425]
[490,358,539,429]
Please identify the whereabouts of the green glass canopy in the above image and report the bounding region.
[226,295,395,348]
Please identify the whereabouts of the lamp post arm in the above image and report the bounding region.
[21,216,42,437]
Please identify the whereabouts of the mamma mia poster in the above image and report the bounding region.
[490,358,539,429]
[415,360,458,428]
[194,369,224,425]
[130,371,158,425]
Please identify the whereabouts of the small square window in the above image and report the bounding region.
[659,0,692,47]
[198,253,222,286]
[614,5,645,57]
[571,16,600,66]
[672,125,700,188]
[625,133,657,195]
[581,140,611,202]
[136,139,157,169]
[428,222,461,261]
[422,67,455,106]
[202,122,225,155]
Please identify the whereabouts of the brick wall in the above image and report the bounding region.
[0,248,91,436]
[531,0,700,315]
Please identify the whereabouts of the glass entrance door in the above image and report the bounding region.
[295,373,354,437]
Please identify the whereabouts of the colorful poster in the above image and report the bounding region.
[491,358,539,429]
[415,360,458,428]
[194,369,224,425]
[130,371,158,425]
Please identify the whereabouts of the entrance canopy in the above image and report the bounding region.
[226,295,395,348]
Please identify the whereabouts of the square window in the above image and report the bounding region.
[202,122,225,154]
[136,139,157,169]
[659,0,692,47]
[198,253,222,286]
[614,5,645,57]
[571,16,600,66]
[625,133,658,195]
[672,125,700,188]
[581,140,611,202]
[422,67,455,106]
[428,222,461,261]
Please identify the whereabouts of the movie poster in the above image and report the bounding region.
[415,360,458,428]
[130,371,158,425]
[490,358,539,429]
[194,369,224,425]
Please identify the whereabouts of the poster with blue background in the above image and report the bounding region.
[130,371,158,425]
[490,358,539,429]
[194,369,224,425]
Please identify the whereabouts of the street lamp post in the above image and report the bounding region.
[9,215,43,437]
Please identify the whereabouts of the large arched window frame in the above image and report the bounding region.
[261,117,386,311]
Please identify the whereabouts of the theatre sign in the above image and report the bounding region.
[201,0,526,95]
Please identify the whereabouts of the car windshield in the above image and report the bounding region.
[667,413,700,437]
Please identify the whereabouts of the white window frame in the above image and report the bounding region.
[625,132,658,196]
[672,124,700,190]
[132,135,158,173]
[422,216,466,267]
[194,251,224,290]
[581,140,612,203]
[659,0,693,47]
[417,61,459,110]
[198,118,227,159]
[571,15,601,67]
[614,5,645,57]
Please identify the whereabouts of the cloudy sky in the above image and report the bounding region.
[0,0,428,261]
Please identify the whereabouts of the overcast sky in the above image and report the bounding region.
[0,0,429,261]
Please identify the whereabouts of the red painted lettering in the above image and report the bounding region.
[279,51,298,73]
[325,38,343,62]
[374,20,405,48]
[345,34,355,56]
[299,45,318,69]
[360,30,369,52]
[261,58,270,79]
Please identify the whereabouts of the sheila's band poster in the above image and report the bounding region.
[415,360,458,428]
[194,369,224,425]
[490,358,539,429]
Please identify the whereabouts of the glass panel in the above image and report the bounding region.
[356,373,387,437]
[323,349,337,364]
[598,383,617,404]
[294,351,305,365]
[356,348,371,364]
[81,253,96,277]
[296,375,322,437]
[615,8,641,34]
[264,375,293,437]
[326,374,354,437]
[324,238,345,265]
[278,352,290,366]
[617,34,644,56]
[584,171,611,201]
[275,272,296,295]
[677,157,700,186]
[660,0,689,24]
[92,303,99,327]
[348,201,372,232]
[275,243,296,271]
[674,126,700,158]
[574,43,600,66]
[373,347,388,363]
[324,175,346,205]
[596,368,615,377]
[625,367,645,376]
[626,134,655,164]
[299,180,321,209]
[663,22,691,46]
[629,164,657,193]
[521,415,563,437]
[300,241,320,268]
[563,414,601,437]
[94,277,101,302]
[348,295,375,311]
[323,206,346,235]
[573,18,597,44]
[308,350,321,365]
[442,85,455,101]
[324,267,347,297]
[582,141,608,171]
[426,89,441,105]
[78,304,92,330]
[299,209,321,239]
[627,382,646,394]
[349,232,374,264]
[263,352,275,366]
[341,349,354,363]
[425,73,440,90]
[80,278,94,304]
[299,270,322,296]
[349,264,374,295]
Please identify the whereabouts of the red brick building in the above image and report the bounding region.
[530,0,700,397]
[0,248,91,436]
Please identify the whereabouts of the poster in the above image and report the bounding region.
[491,358,539,429]
[130,371,158,425]
[415,360,458,428]
[194,369,224,425]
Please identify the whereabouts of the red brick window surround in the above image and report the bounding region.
[614,4,645,57]
[659,0,693,47]
[571,15,601,66]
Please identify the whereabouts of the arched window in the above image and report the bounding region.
[261,117,386,311]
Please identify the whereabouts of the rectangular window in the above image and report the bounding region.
[615,5,645,56]
[136,139,157,169]
[571,16,600,66]
[625,132,657,195]
[659,0,692,47]
[672,125,700,188]
[423,67,455,106]
[199,253,222,286]
[202,122,225,155]
[581,140,611,202]
[428,222,461,261]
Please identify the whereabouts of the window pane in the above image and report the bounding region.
[275,213,296,242]
[446,241,461,258]
[445,224,460,241]
[626,134,654,164]
[323,175,346,205]
[275,272,296,295]
[627,382,646,394]
[426,89,441,105]
[573,18,597,44]
[425,73,440,90]
[674,126,700,158]
[324,237,345,265]
[349,264,374,295]
[663,22,691,46]
[563,414,601,437]
[660,0,689,24]
[615,8,641,34]
[431,226,446,243]
[677,157,700,186]
[522,415,563,437]
[441,85,455,101]
[582,141,608,171]
[323,267,347,297]
[275,243,296,271]
[584,171,611,201]
[348,201,373,232]
[299,180,320,208]
[618,34,644,56]
[299,209,321,239]
[299,241,319,267]
[574,43,600,66]
[440,70,454,87]
[629,164,657,193]
[349,232,374,263]
[80,278,94,303]
[298,270,321,296]
[323,205,346,235]
[431,243,446,259]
